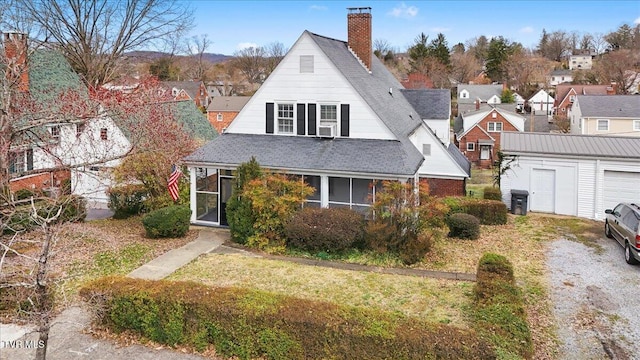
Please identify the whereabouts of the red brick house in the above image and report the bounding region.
[555,83,616,116]
[454,106,525,168]
[161,81,209,109]
[206,96,250,134]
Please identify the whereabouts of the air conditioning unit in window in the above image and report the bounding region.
[318,124,336,138]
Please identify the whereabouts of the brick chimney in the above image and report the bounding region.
[347,7,372,72]
[3,32,29,92]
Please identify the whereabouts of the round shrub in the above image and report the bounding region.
[284,207,365,252]
[447,213,480,239]
[483,186,502,201]
[108,184,148,219]
[14,188,35,201]
[142,205,191,238]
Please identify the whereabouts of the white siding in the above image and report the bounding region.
[501,155,640,220]
[423,119,450,145]
[410,125,468,179]
[226,33,395,140]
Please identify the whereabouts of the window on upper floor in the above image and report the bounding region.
[492,112,497,119]
[467,143,475,151]
[487,122,503,132]
[100,128,108,140]
[50,125,60,139]
[634,120,640,131]
[320,104,337,126]
[569,95,575,103]
[597,119,609,131]
[460,90,468,98]
[9,149,33,174]
[217,113,223,122]
[76,123,85,137]
[277,103,294,134]
[300,55,314,73]
[422,144,431,156]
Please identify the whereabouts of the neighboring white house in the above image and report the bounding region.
[548,69,573,86]
[500,132,640,220]
[400,88,451,145]
[569,54,593,70]
[569,95,640,137]
[528,89,554,115]
[457,84,504,114]
[183,9,470,226]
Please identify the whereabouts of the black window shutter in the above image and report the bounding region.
[340,104,350,137]
[308,104,316,135]
[26,149,34,171]
[297,104,306,135]
[266,102,274,134]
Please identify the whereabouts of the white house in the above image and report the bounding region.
[528,89,554,115]
[569,54,593,70]
[183,9,470,226]
[500,132,640,220]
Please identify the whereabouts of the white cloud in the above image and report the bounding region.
[634,16,640,25]
[388,2,419,18]
[431,27,451,33]
[519,26,534,34]
[309,5,327,11]
[236,42,258,50]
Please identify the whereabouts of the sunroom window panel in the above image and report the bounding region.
[196,168,218,192]
[352,178,373,204]
[304,175,321,201]
[195,192,218,222]
[329,177,350,203]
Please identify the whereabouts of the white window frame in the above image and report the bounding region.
[216,113,223,122]
[319,104,338,127]
[492,112,497,119]
[467,142,475,151]
[328,177,376,214]
[277,103,295,134]
[50,125,61,139]
[597,119,609,131]
[487,122,503,132]
[76,123,85,137]
[633,120,640,131]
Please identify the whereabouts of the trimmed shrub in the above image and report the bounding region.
[285,208,365,253]
[108,184,147,219]
[80,276,497,360]
[472,253,532,359]
[447,213,480,239]
[483,186,502,201]
[444,197,507,225]
[142,205,191,238]
[57,195,87,223]
[14,188,35,201]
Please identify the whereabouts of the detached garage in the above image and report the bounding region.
[500,132,640,220]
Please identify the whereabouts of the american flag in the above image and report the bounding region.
[168,165,181,201]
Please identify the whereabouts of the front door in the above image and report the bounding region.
[480,145,490,160]
[219,177,233,226]
[531,169,555,213]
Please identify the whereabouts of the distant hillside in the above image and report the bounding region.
[125,51,232,63]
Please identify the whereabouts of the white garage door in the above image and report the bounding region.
[531,169,556,213]
[603,171,640,211]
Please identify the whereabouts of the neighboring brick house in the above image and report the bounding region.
[454,106,525,168]
[555,83,616,116]
[161,81,209,109]
[206,96,250,133]
[401,72,434,89]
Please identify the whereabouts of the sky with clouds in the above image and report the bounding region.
[188,1,640,55]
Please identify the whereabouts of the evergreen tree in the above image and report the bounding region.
[226,157,262,244]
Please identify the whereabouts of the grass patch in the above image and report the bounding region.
[169,254,471,326]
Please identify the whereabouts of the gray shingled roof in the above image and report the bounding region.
[576,95,640,118]
[306,32,425,169]
[457,84,504,104]
[501,132,640,159]
[400,89,450,119]
[184,133,421,176]
[207,96,251,112]
[161,81,203,99]
[447,143,471,175]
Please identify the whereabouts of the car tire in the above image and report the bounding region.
[625,243,639,265]
[605,222,613,239]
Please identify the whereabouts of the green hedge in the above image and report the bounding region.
[2,195,86,234]
[80,276,496,360]
[141,205,190,238]
[483,187,502,201]
[107,184,147,219]
[284,207,365,252]
[444,197,507,225]
[447,213,480,239]
[472,253,532,359]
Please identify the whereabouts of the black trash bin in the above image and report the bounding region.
[510,190,529,215]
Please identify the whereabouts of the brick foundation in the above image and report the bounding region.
[9,170,70,194]
[421,177,466,197]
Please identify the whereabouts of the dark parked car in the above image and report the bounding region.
[605,203,640,265]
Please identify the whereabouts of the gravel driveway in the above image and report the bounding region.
[548,236,640,359]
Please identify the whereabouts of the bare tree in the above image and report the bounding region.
[592,49,640,94]
[450,50,481,84]
[373,38,391,58]
[185,34,212,81]
[264,42,287,77]
[232,46,267,86]
[5,0,194,88]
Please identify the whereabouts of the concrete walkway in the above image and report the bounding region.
[127,227,228,280]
